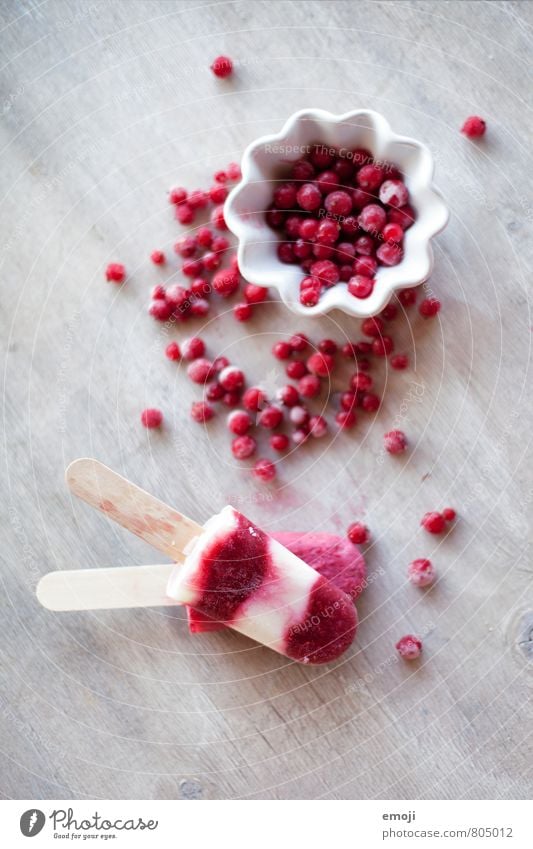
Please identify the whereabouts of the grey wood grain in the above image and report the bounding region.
[1,0,532,800]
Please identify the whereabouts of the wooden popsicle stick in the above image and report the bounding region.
[65,458,203,560]
[37,564,177,611]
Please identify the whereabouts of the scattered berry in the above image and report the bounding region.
[141,408,163,428]
[270,433,289,452]
[242,387,265,411]
[218,365,245,392]
[169,187,187,205]
[272,341,292,360]
[150,250,165,265]
[298,374,321,397]
[419,297,441,318]
[276,384,300,407]
[227,410,252,435]
[408,559,436,588]
[252,458,276,483]
[384,429,408,455]
[258,405,283,429]
[191,401,215,423]
[421,511,446,534]
[233,302,253,321]
[308,415,328,438]
[244,283,268,304]
[165,341,181,361]
[232,435,257,459]
[461,115,486,139]
[181,336,205,361]
[442,507,456,522]
[187,358,213,384]
[347,522,369,544]
[306,352,333,377]
[210,55,233,78]
[105,262,126,283]
[391,353,409,370]
[395,635,422,660]
[212,268,239,297]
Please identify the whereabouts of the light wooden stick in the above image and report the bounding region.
[37,564,175,611]
[65,458,203,560]
[36,458,204,613]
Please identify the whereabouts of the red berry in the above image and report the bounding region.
[196,227,213,248]
[395,635,422,660]
[359,203,386,234]
[244,283,268,304]
[272,340,292,360]
[176,203,194,225]
[361,393,380,412]
[299,218,319,240]
[212,268,239,297]
[340,391,356,411]
[289,405,310,426]
[357,164,385,191]
[219,365,245,392]
[222,391,240,407]
[307,352,333,377]
[191,401,215,423]
[376,242,403,266]
[252,458,276,483]
[211,235,229,254]
[291,159,315,181]
[278,242,296,263]
[105,262,126,283]
[316,219,340,245]
[175,237,196,260]
[232,435,257,459]
[150,250,165,265]
[461,115,486,138]
[169,187,187,205]
[210,55,233,78]
[347,522,369,544]
[384,429,408,454]
[206,382,224,401]
[187,358,213,384]
[273,182,297,209]
[212,356,230,372]
[148,298,173,321]
[381,303,399,320]
[310,259,340,287]
[442,508,456,522]
[190,298,210,317]
[289,332,310,352]
[286,360,308,380]
[348,275,374,299]
[419,297,441,318]
[335,410,356,429]
[209,184,228,204]
[214,170,227,184]
[226,162,241,180]
[188,189,209,210]
[227,410,252,435]
[379,179,409,208]
[408,559,435,588]
[310,144,335,169]
[258,405,283,429]
[151,284,166,300]
[202,251,221,272]
[296,182,322,211]
[354,234,376,256]
[361,316,384,338]
[276,385,300,407]
[308,415,328,438]
[315,170,340,193]
[242,387,265,411]
[141,408,163,428]
[234,302,252,321]
[298,374,321,397]
[398,288,417,307]
[318,338,337,355]
[421,511,446,534]
[388,205,415,230]
[391,353,409,370]
[350,372,373,392]
[182,258,204,278]
[353,255,377,277]
[299,278,321,307]
[270,433,289,452]
[292,428,309,445]
[382,222,404,243]
[181,337,205,360]
[372,335,394,356]
[324,190,352,216]
[211,205,227,230]
[165,341,181,361]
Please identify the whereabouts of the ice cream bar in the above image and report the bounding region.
[167,506,357,664]
[187,530,366,633]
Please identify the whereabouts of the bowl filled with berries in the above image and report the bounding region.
[224,108,449,317]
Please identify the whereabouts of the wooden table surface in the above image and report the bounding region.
[1,0,532,800]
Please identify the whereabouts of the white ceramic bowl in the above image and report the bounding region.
[225,108,449,318]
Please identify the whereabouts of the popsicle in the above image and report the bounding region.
[40,460,358,665]
[186,530,366,633]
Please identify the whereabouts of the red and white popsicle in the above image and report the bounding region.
[37,459,358,665]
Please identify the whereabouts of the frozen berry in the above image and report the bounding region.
[419,297,441,317]
[354,256,377,277]
[196,227,213,248]
[384,429,408,454]
[252,458,276,483]
[165,341,181,361]
[188,189,209,210]
[335,410,356,429]
[356,164,385,191]
[348,275,374,299]
[309,415,328,438]
[141,408,163,428]
[421,511,446,534]
[379,179,409,208]
[187,358,213,384]
[181,336,205,360]
[272,341,292,360]
[310,259,339,286]
[211,205,227,230]
[296,182,322,211]
[222,391,240,407]
[350,372,373,392]
[461,115,486,138]
[232,435,257,459]
[227,410,252,435]
[212,268,239,297]
[148,298,173,321]
[206,382,224,402]
[276,384,300,407]
[361,393,380,412]
[270,433,289,452]
[169,187,187,205]
[298,374,321,397]
[372,335,394,356]
[408,559,435,588]
[234,302,252,321]
[210,55,233,78]
[391,353,409,370]
[307,352,333,377]
[289,332,310,352]
[395,634,422,660]
[150,250,165,265]
[286,360,308,380]
[398,288,417,307]
[174,236,198,258]
[242,387,265,411]
[324,190,352,216]
[244,283,268,304]
[381,302,399,321]
[191,401,215,423]
[209,184,228,204]
[176,203,194,225]
[376,242,403,266]
[361,316,384,338]
[182,258,204,278]
[105,262,126,283]
[219,365,245,392]
[211,235,230,254]
[274,182,297,209]
[442,508,456,522]
[318,338,337,355]
[359,203,386,234]
[382,222,404,244]
[289,405,310,426]
[347,522,369,544]
[258,405,283,429]
[227,162,241,181]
